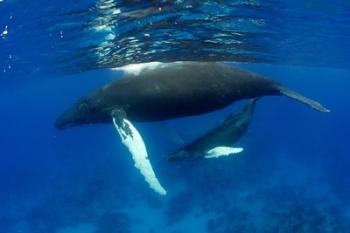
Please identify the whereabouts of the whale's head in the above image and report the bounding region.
[55,96,107,130]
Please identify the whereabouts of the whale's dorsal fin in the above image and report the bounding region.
[205,146,244,159]
[112,109,167,196]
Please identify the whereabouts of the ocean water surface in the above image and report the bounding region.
[0,1,350,233]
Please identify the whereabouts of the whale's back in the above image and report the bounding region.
[98,62,276,121]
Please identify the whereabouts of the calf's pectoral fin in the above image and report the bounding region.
[204,146,244,159]
[277,86,330,113]
[111,109,167,196]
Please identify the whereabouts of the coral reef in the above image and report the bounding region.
[24,160,132,233]
[205,183,350,233]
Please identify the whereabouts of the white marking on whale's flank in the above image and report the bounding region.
[111,62,163,76]
[113,117,167,195]
[205,146,244,159]
[111,61,184,76]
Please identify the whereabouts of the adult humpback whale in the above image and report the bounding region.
[55,61,329,195]
[55,62,328,130]
[168,98,258,161]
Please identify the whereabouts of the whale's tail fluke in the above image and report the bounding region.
[277,86,330,113]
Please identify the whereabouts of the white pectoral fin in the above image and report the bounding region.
[204,146,244,159]
[112,117,167,196]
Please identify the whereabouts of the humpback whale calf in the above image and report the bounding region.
[55,61,329,195]
[168,99,258,161]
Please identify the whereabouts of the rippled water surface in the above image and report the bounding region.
[1,0,349,78]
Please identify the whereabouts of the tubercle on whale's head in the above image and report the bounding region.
[55,97,99,130]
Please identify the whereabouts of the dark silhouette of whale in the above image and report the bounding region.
[55,61,329,130]
[168,98,258,161]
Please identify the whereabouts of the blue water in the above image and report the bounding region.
[1,1,350,233]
